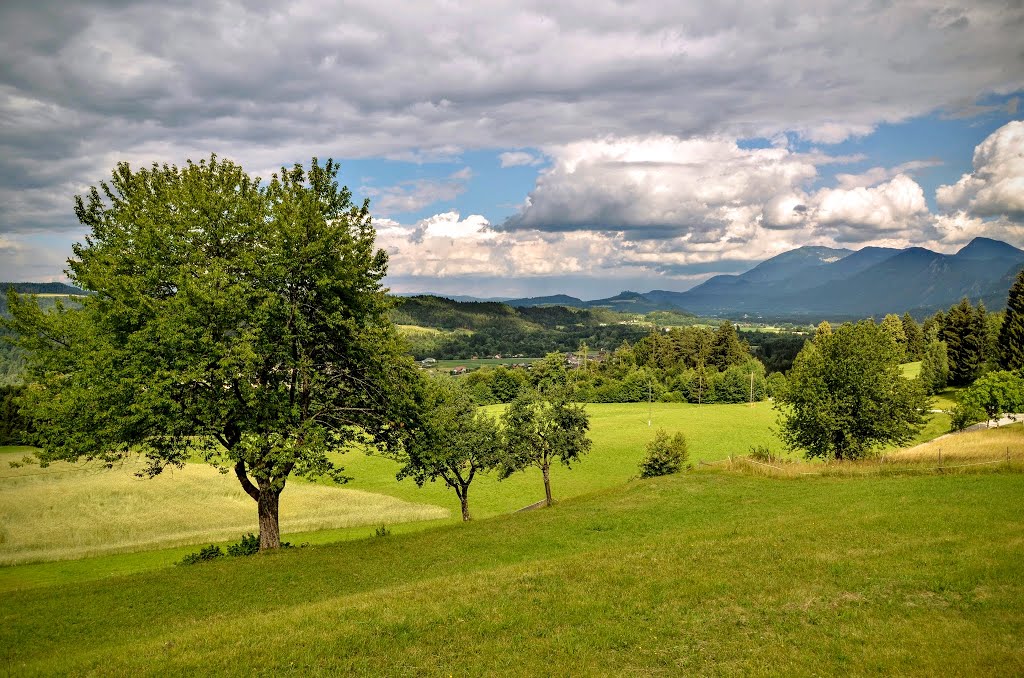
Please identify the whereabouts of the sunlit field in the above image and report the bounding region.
[0,453,447,565]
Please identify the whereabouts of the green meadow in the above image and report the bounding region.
[3,398,1020,675]
[2,467,1022,675]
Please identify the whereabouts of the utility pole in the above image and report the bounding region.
[750,370,754,406]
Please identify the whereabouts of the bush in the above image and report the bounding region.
[748,445,775,462]
[226,533,260,557]
[639,429,688,478]
[177,544,224,566]
[374,524,391,538]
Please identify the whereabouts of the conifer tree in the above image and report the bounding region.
[902,313,925,361]
[881,314,907,361]
[942,298,986,386]
[998,268,1024,370]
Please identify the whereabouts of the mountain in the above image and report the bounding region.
[669,238,1024,319]
[505,294,587,308]
[396,237,1024,320]
[738,246,852,284]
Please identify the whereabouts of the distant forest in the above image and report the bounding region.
[391,295,810,373]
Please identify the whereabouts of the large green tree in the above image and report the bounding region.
[5,156,420,550]
[998,268,1024,371]
[775,320,928,460]
[393,378,501,521]
[500,389,591,506]
[942,298,987,386]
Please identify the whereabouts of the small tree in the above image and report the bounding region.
[998,268,1024,371]
[775,320,928,460]
[639,429,688,478]
[950,370,1024,430]
[394,378,501,521]
[500,389,591,506]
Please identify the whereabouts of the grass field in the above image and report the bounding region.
[0,453,447,566]
[0,398,961,579]
[2,469,1021,675]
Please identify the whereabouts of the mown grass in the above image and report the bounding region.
[333,401,784,519]
[1,470,1021,675]
[0,454,446,566]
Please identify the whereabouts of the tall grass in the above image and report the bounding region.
[0,454,447,565]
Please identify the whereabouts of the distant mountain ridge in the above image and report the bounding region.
[426,237,1024,320]
[1,282,87,296]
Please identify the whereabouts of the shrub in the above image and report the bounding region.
[639,429,688,478]
[748,445,775,462]
[374,524,392,538]
[226,533,260,557]
[177,544,224,566]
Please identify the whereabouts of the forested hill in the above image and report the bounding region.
[392,294,627,331]
[0,282,87,296]
[390,295,653,359]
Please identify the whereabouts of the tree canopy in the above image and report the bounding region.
[499,389,591,507]
[998,269,1024,371]
[775,320,928,460]
[5,156,421,550]
[393,377,501,521]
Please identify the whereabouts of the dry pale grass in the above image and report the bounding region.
[721,423,1023,479]
[0,454,448,565]
[891,422,1023,463]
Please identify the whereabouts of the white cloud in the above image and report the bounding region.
[363,168,472,216]
[499,151,543,168]
[834,160,943,190]
[810,174,930,241]
[505,135,819,241]
[936,121,1024,218]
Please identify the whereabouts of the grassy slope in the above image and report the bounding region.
[2,470,1022,676]
[0,454,446,566]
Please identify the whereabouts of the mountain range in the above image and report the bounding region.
[501,237,1024,320]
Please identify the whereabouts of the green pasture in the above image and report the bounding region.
[2,470,1021,675]
[1,397,964,590]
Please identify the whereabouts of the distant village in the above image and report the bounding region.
[419,351,610,376]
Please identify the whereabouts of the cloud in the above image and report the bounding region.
[363,168,472,216]
[936,121,1024,219]
[833,159,943,190]
[810,174,930,242]
[2,0,1023,237]
[499,151,543,168]
[503,135,819,241]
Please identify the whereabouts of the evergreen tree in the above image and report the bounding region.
[881,314,907,361]
[710,320,746,370]
[902,313,925,361]
[942,298,986,386]
[998,268,1024,370]
[919,332,949,395]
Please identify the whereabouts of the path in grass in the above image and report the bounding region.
[2,471,1022,675]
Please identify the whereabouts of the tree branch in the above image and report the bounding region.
[234,460,260,501]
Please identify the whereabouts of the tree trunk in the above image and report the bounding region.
[257,484,282,550]
[460,493,471,521]
[542,463,553,507]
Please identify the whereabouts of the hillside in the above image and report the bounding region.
[2,469,1022,674]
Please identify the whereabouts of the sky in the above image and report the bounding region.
[1,1,1022,299]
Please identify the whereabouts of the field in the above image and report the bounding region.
[2,399,1022,675]
[0,453,447,566]
[2,468,1022,675]
[0,398,963,582]
[0,402,781,569]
